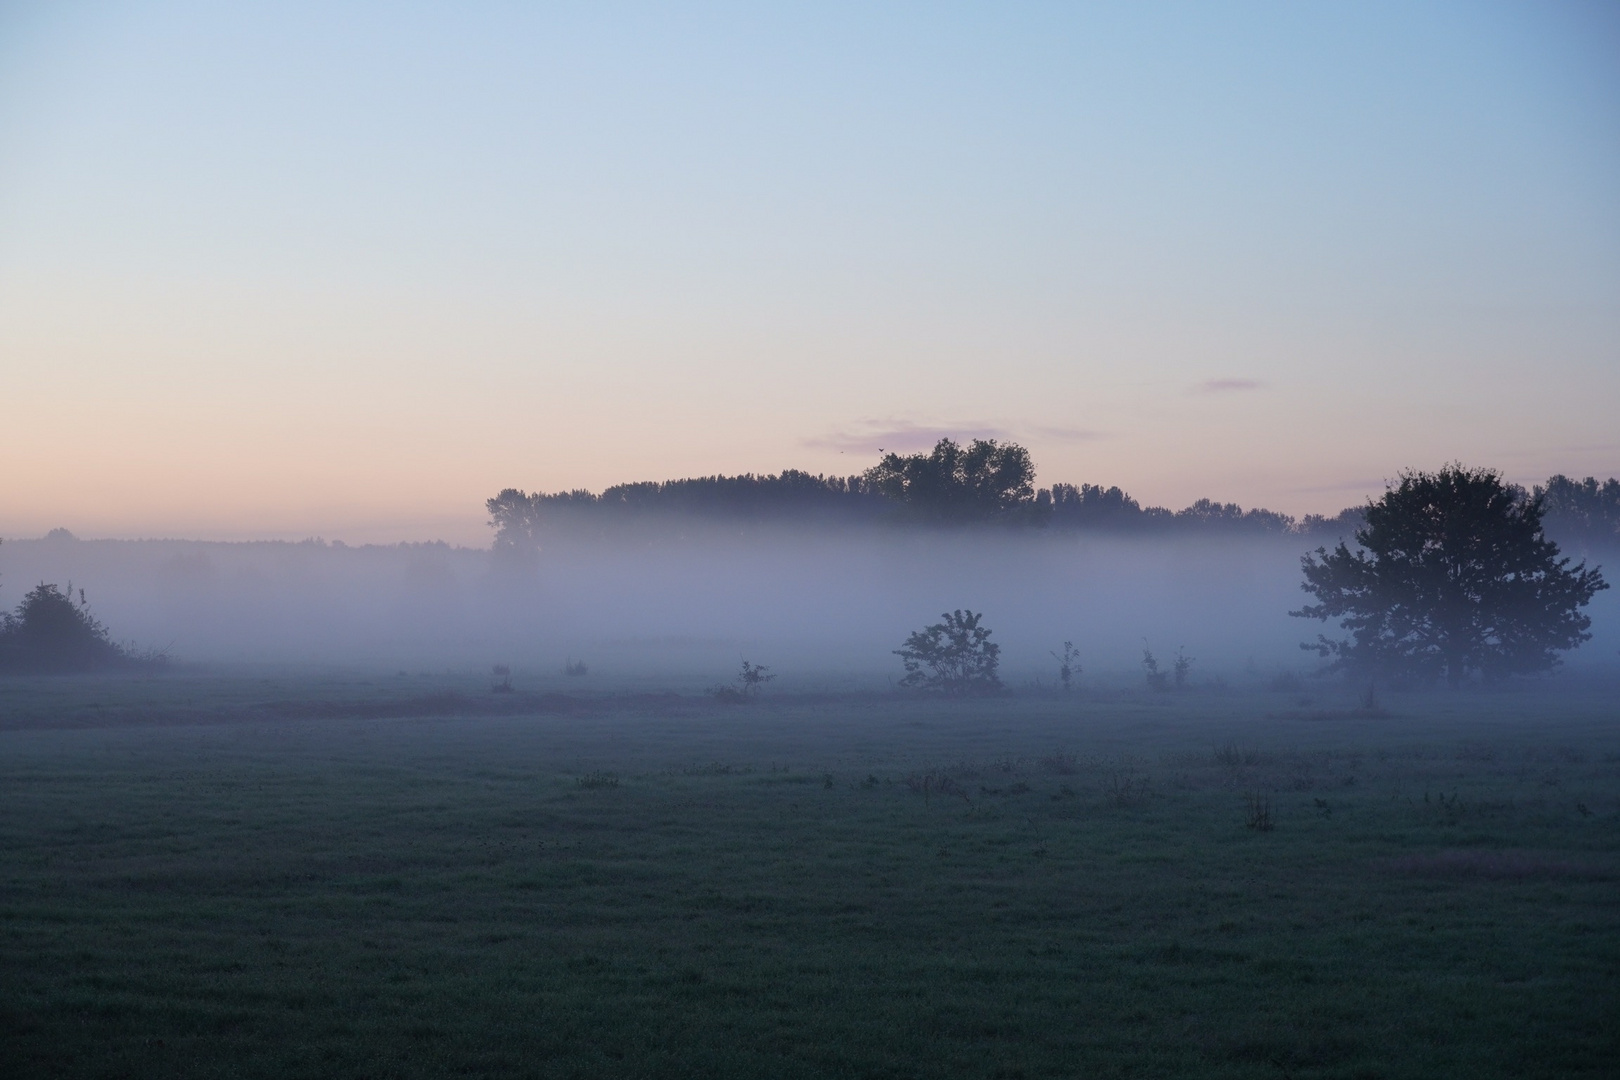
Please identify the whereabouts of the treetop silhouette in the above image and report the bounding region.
[1293,464,1607,685]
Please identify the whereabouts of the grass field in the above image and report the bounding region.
[2,672,1617,1078]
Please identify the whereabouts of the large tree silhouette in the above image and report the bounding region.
[1293,465,1607,685]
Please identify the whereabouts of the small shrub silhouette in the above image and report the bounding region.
[1141,644,1168,692]
[1050,641,1081,691]
[1172,647,1193,690]
[710,660,775,703]
[737,660,775,697]
[1245,793,1274,831]
[1354,682,1389,716]
[1213,743,1262,770]
[1105,770,1152,807]
[905,770,973,805]
[895,610,1002,696]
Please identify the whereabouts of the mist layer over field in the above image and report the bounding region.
[4,527,1616,681]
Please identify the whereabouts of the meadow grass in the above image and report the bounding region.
[1,673,1617,1078]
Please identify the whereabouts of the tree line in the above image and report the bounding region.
[747,464,1611,696]
[489,438,1619,549]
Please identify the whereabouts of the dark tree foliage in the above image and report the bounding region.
[489,455,1615,544]
[895,610,1002,695]
[1297,506,1366,539]
[1538,475,1620,548]
[1046,485,1308,534]
[487,471,887,548]
[487,487,550,554]
[863,439,1042,523]
[1048,483,1161,528]
[1174,499,1296,533]
[596,471,884,517]
[1293,465,1608,685]
[0,583,136,674]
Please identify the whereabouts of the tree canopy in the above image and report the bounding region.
[486,470,889,549]
[1538,474,1620,548]
[487,444,1616,550]
[1293,465,1608,685]
[485,440,1369,543]
[862,438,1041,523]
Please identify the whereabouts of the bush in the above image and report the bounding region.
[0,583,160,674]
[1050,641,1080,691]
[1141,644,1168,692]
[1172,646,1193,690]
[895,610,1002,696]
[709,659,775,703]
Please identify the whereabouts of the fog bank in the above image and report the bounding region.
[3,527,1614,682]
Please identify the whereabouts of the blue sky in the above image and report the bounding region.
[2,1,1617,541]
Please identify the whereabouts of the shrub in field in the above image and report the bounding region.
[491,664,513,692]
[563,658,589,677]
[710,659,775,703]
[737,660,774,696]
[1105,769,1152,807]
[0,582,161,674]
[895,610,1002,696]
[1213,743,1261,771]
[1141,644,1168,692]
[1050,641,1080,691]
[905,769,972,804]
[1245,793,1274,831]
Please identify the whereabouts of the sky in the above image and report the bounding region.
[2,1,1617,545]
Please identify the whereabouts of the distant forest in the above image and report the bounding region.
[489,438,1620,551]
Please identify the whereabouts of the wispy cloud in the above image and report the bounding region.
[806,420,1109,455]
[1288,478,1388,494]
[804,420,1011,455]
[1195,378,1263,395]
[1031,425,1108,443]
